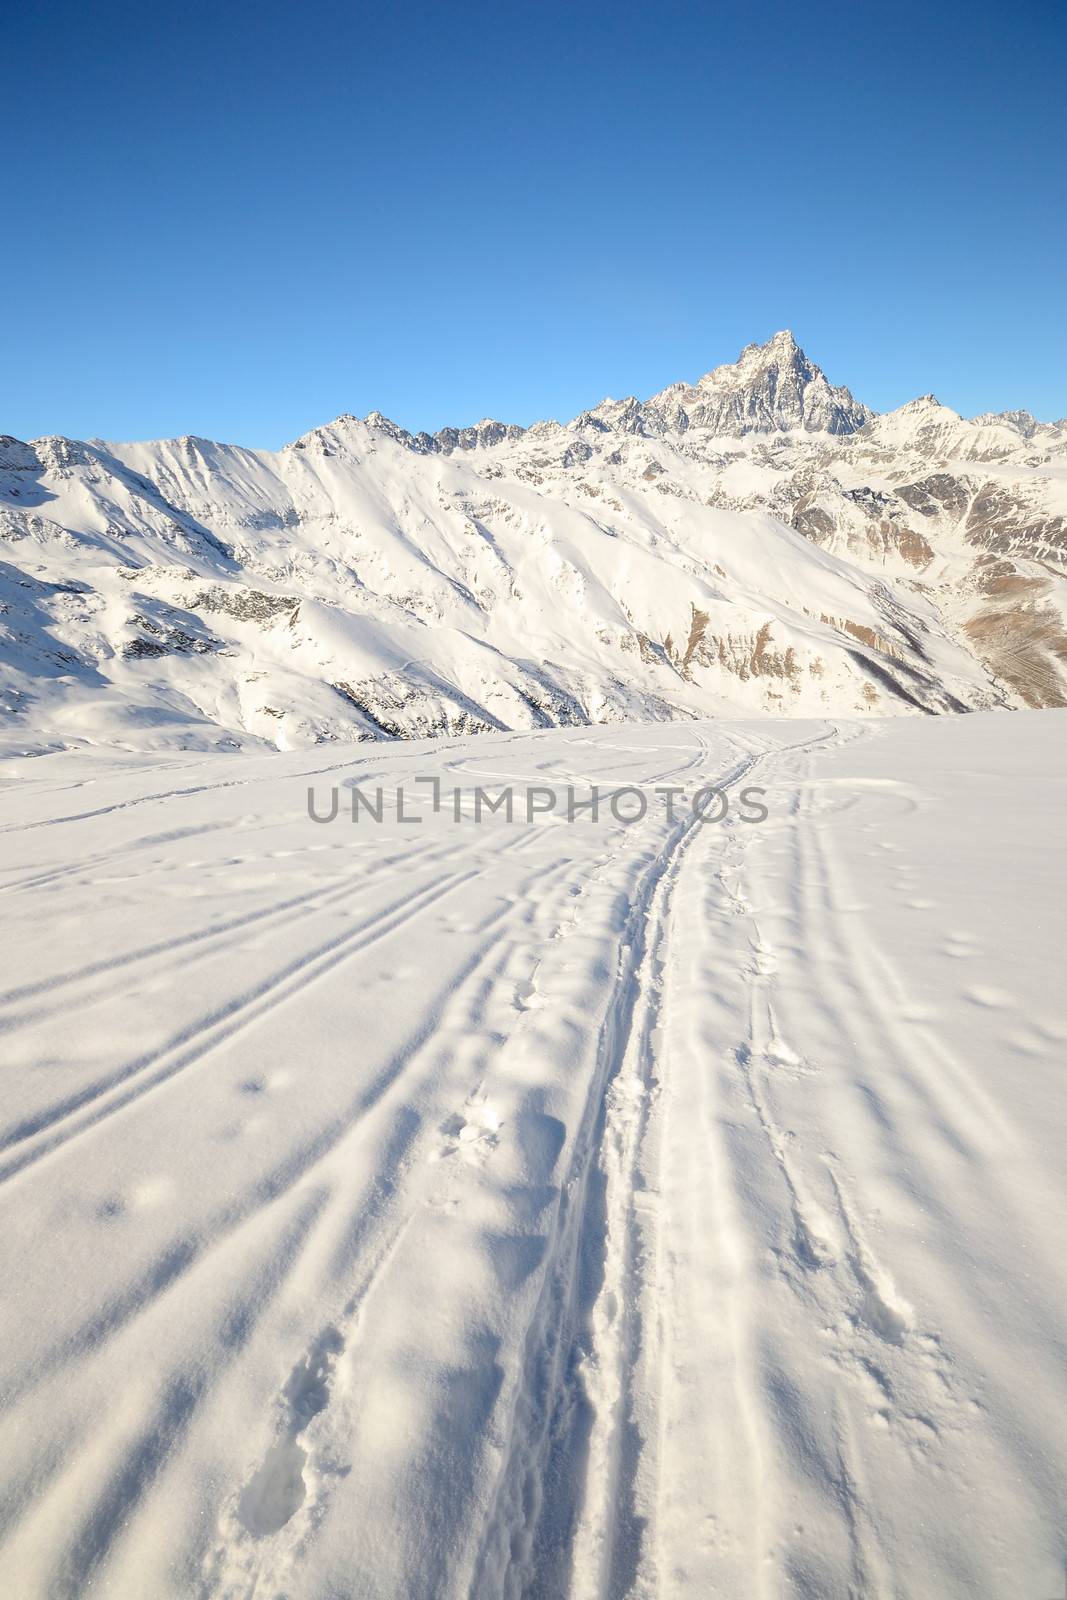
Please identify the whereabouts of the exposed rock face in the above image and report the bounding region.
[649,330,873,437]
[570,330,872,440]
[2,333,1066,753]
[357,413,527,456]
[963,559,1067,709]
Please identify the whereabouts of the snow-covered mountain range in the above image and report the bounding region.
[3,330,1066,753]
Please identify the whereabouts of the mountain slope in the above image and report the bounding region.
[3,335,1066,754]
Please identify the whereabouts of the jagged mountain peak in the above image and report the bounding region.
[357,411,526,456]
[968,407,1067,441]
[731,328,802,368]
[0,435,39,471]
[583,333,869,441]
[4,338,1067,761]
[974,407,1038,437]
[353,333,873,454]
[669,331,872,436]
[899,393,949,411]
[693,330,822,394]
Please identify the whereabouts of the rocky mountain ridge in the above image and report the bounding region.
[2,335,1066,755]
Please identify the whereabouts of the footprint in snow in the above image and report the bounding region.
[238,1326,344,1537]
[515,967,547,1011]
[746,942,777,978]
[765,1037,815,1078]
[435,1094,503,1162]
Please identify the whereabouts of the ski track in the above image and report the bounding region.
[0,714,1065,1598]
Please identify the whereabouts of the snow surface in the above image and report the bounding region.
[1,709,1065,1598]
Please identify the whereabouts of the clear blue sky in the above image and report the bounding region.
[3,0,1065,446]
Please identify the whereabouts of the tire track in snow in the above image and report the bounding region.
[0,832,446,1012]
[0,817,550,1183]
[202,848,622,1600]
[0,738,489,837]
[204,736,733,1600]
[0,865,480,1185]
[0,851,581,1435]
[470,729,824,1598]
[0,727,554,840]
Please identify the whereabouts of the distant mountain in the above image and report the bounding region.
[575,329,873,439]
[2,335,1066,755]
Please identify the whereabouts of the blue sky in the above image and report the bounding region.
[3,0,1065,445]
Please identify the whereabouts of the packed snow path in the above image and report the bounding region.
[0,712,1065,1599]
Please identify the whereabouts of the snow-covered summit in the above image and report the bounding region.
[2,334,1066,756]
[303,336,1062,457]
[352,334,871,451]
[674,329,873,435]
[571,332,872,440]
